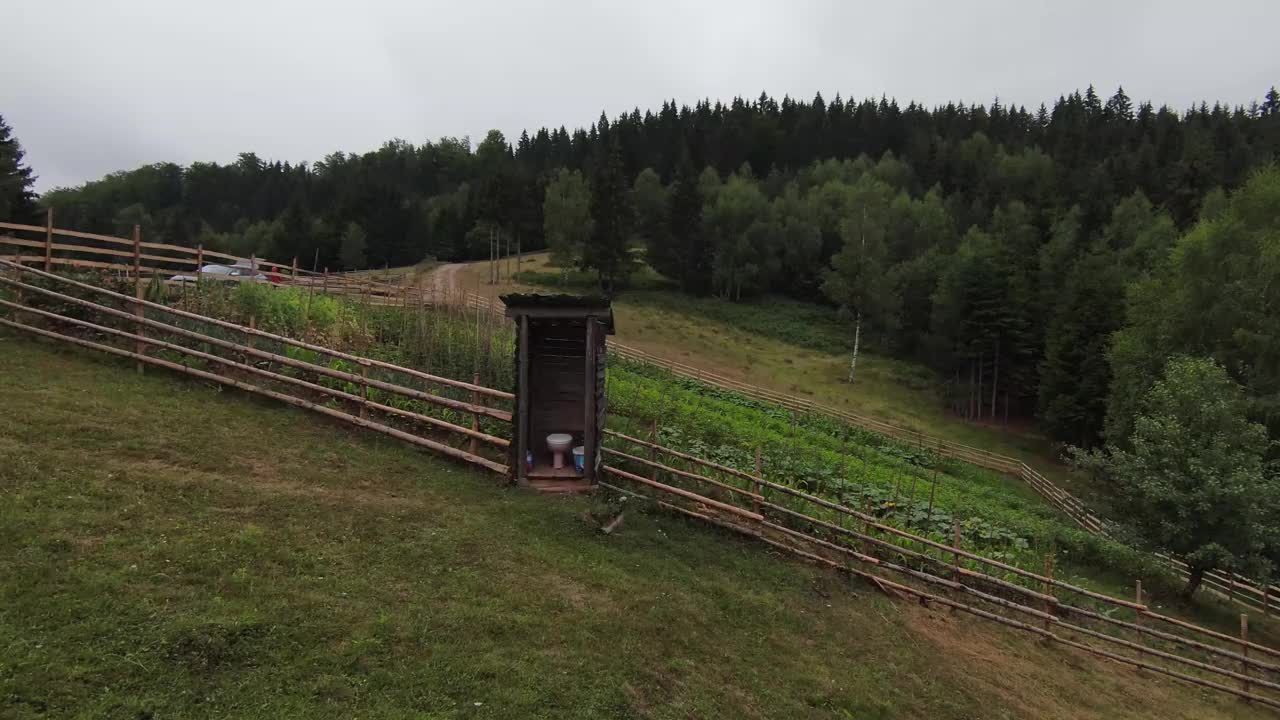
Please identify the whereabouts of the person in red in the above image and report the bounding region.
[268,265,282,283]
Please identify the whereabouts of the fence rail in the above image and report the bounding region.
[0,257,509,475]
[597,430,1280,709]
[0,218,421,303]
[6,215,1276,615]
[454,290,1280,613]
[5,255,1280,709]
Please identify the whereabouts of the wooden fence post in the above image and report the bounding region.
[952,519,962,582]
[43,208,53,272]
[926,467,938,526]
[1042,555,1055,630]
[359,360,370,420]
[1135,580,1144,666]
[753,445,763,515]
[291,256,298,281]
[649,419,659,482]
[12,256,23,305]
[1242,613,1251,699]
[1265,587,1271,618]
[196,244,204,281]
[323,268,329,295]
[470,371,481,456]
[132,224,144,374]
[858,497,871,554]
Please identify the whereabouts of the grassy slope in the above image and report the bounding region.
[452,255,1064,475]
[0,338,1264,720]
[443,256,1280,638]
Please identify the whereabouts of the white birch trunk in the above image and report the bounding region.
[847,312,861,383]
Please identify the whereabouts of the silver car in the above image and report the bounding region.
[171,263,267,283]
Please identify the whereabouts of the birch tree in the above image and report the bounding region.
[820,176,897,382]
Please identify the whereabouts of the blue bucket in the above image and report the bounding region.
[572,446,585,473]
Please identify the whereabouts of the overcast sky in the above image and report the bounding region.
[4,0,1277,193]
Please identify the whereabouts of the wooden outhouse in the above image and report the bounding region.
[502,294,614,491]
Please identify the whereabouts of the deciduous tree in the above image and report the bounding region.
[1076,357,1279,597]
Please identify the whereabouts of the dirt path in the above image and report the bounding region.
[428,262,467,298]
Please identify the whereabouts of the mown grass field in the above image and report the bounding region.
[2,339,1271,719]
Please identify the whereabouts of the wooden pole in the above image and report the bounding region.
[862,497,873,555]
[132,224,144,374]
[323,268,329,295]
[359,359,370,420]
[753,446,763,514]
[649,419,659,482]
[583,319,597,483]
[12,256,22,305]
[952,519,962,582]
[516,314,530,485]
[1,313,509,472]
[196,244,204,282]
[1135,580,1145,666]
[43,207,53,272]
[1043,555,1055,630]
[1242,613,1252,700]
[305,263,315,333]
[291,256,298,280]
[470,371,481,456]
[927,467,938,526]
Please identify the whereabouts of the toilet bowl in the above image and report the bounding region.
[546,433,574,469]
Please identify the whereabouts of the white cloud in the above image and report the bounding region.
[3,0,1276,191]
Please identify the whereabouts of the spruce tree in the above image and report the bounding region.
[0,114,37,222]
[339,222,367,270]
[1038,245,1124,446]
[1264,87,1280,116]
[583,142,635,295]
[666,158,711,294]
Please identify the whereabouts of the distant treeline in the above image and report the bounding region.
[7,85,1280,447]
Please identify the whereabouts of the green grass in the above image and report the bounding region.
[0,338,1267,720]
[496,255,1065,479]
[133,271,1261,632]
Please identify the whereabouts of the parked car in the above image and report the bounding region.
[171,263,267,283]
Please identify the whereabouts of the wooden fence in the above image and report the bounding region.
[0,257,510,475]
[0,217,419,304]
[457,290,1279,612]
[5,256,1280,708]
[597,430,1280,709]
[4,215,1274,615]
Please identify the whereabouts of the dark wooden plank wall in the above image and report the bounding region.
[528,322,587,462]
[593,322,607,474]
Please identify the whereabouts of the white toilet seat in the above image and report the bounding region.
[547,433,574,469]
